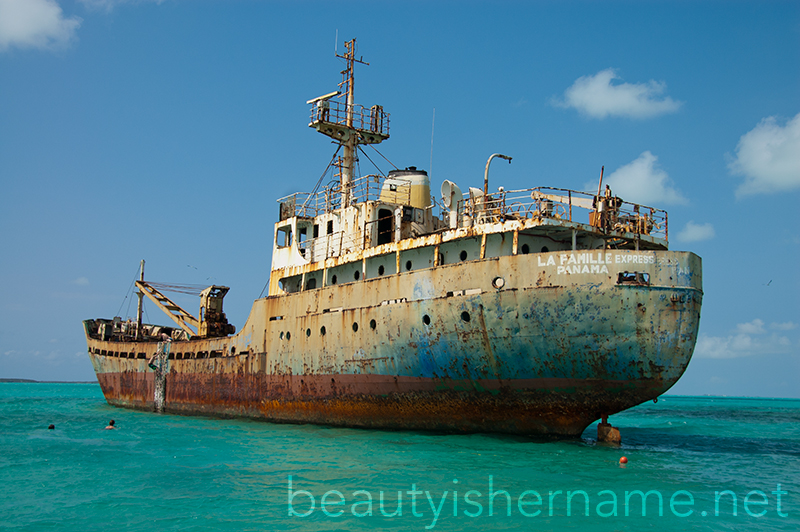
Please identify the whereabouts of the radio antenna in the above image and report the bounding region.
[430,108,436,179]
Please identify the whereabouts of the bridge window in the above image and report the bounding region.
[298,226,309,257]
[277,226,292,247]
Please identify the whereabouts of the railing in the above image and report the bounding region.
[297,228,365,263]
[309,100,390,137]
[445,187,668,240]
[279,174,412,220]
[281,181,667,243]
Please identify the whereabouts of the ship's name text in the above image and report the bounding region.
[537,252,655,275]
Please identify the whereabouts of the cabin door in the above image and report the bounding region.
[377,208,393,245]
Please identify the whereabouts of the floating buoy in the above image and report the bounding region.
[619,456,628,464]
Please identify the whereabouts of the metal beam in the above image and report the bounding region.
[135,281,198,338]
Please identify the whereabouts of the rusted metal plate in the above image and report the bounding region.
[86,249,701,437]
[96,371,670,436]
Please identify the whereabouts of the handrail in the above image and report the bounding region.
[278,174,412,219]
[442,186,668,240]
[309,100,390,137]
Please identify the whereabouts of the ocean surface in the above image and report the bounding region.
[1,383,798,532]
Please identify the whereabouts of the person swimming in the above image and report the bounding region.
[105,420,116,430]
[48,424,54,430]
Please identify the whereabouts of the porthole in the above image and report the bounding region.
[492,277,505,289]
[541,246,549,253]
[422,314,431,326]
[354,270,360,281]
[460,250,468,261]
[286,332,291,340]
[320,326,326,336]
[370,319,377,330]
[353,322,359,332]
[331,274,338,285]
[280,332,284,340]
[406,260,412,271]
[461,311,471,322]
[521,244,530,254]
[378,265,385,276]
[306,328,311,337]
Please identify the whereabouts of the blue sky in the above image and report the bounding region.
[0,0,798,397]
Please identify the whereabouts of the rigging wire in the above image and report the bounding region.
[357,145,386,176]
[257,278,270,299]
[259,135,392,299]
[303,144,342,210]
[265,146,344,298]
[125,290,135,320]
[367,144,399,172]
[146,282,207,296]
[115,264,141,318]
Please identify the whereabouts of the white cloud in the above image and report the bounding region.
[676,221,715,243]
[736,319,765,335]
[728,112,800,197]
[78,0,165,11]
[553,68,683,119]
[695,319,795,359]
[585,151,687,206]
[771,322,798,331]
[72,276,90,286]
[0,0,81,51]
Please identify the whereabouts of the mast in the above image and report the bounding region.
[307,38,390,209]
[135,259,144,339]
[339,40,360,207]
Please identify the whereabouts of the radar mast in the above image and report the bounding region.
[307,39,390,207]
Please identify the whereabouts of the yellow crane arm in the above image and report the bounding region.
[135,280,198,338]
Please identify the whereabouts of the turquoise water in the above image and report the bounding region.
[1,383,798,531]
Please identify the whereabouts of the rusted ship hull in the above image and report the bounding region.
[85,249,702,436]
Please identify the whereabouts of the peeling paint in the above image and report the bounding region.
[85,250,701,437]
